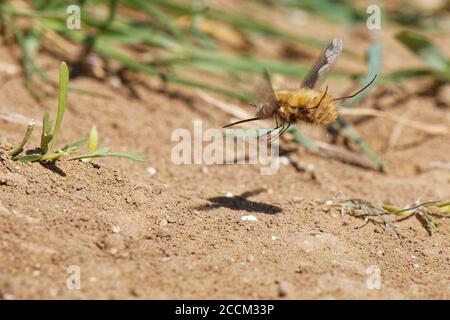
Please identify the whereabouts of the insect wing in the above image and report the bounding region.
[301,37,343,89]
[255,68,279,119]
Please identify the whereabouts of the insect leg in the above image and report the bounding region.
[268,123,291,142]
[309,85,328,110]
[257,122,282,140]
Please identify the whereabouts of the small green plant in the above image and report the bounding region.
[387,31,450,82]
[8,62,146,163]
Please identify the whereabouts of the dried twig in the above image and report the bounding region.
[340,108,449,135]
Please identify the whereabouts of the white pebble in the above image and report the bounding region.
[225,192,233,198]
[112,225,121,233]
[279,156,290,165]
[32,270,41,277]
[2,293,14,300]
[271,235,278,240]
[48,288,58,297]
[305,163,315,172]
[146,167,157,175]
[241,215,258,222]
[324,199,334,205]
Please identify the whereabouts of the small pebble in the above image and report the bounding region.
[2,293,15,300]
[48,288,58,297]
[32,270,41,277]
[241,215,257,222]
[201,166,209,174]
[324,199,334,206]
[225,192,233,198]
[146,167,157,175]
[111,225,121,233]
[88,277,98,283]
[279,156,290,165]
[271,235,278,240]
[277,281,289,297]
[305,163,315,172]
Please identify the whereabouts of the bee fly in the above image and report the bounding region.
[223,38,377,140]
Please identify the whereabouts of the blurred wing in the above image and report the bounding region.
[255,68,279,119]
[301,37,343,89]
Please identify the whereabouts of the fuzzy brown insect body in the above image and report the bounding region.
[272,89,338,125]
[223,37,377,139]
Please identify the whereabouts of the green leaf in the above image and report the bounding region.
[69,148,147,162]
[15,154,42,163]
[49,61,69,151]
[382,69,433,82]
[40,111,53,154]
[60,139,87,152]
[39,150,70,162]
[396,31,450,74]
[9,120,36,158]
[288,125,322,154]
[87,126,98,152]
[343,42,381,108]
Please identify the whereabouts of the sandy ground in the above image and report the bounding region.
[0,6,450,299]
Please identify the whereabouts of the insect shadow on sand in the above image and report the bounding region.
[195,188,282,214]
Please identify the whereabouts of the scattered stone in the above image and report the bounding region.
[48,288,58,297]
[271,235,278,241]
[146,167,157,176]
[111,225,121,234]
[240,215,257,222]
[277,281,289,297]
[32,270,41,277]
[279,156,290,166]
[156,229,172,239]
[2,292,15,300]
[129,187,149,206]
[376,249,384,257]
[166,216,177,224]
[225,192,233,198]
[101,233,123,254]
[159,219,168,227]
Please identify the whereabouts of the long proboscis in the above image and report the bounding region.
[223,117,261,128]
[333,74,378,102]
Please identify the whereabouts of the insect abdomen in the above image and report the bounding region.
[275,89,338,125]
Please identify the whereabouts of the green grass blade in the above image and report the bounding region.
[49,61,69,151]
[15,154,42,163]
[39,151,70,162]
[69,148,147,162]
[343,42,381,108]
[88,126,98,152]
[60,139,87,152]
[40,111,53,154]
[288,125,322,154]
[9,120,36,157]
[396,31,450,75]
